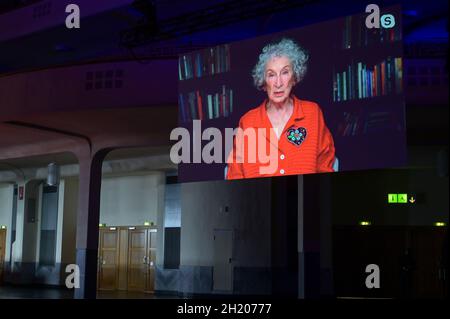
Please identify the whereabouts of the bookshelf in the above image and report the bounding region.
[178,44,234,123]
[333,11,403,102]
[178,85,234,122]
[340,15,402,50]
[332,56,403,102]
[178,44,231,81]
[332,95,404,137]
[336,109,403,137]
[331,9,404,141]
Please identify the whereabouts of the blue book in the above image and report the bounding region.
[337,72,341,102]
[229,89,233,114]
[332,71,337,102]
[189,92,197,119]
[348,65,352,100]
[357,62,362,99]
[363,64,366,98]
[222,85,227,117]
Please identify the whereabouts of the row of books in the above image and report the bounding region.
[179,85,234,122]
[337,110,399,136]
[332,57,403,102]
[341,16,402,49]
[178,44,231,81]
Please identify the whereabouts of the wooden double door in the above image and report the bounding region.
[97,226,156,293]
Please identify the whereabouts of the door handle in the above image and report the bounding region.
[143,256,147,264]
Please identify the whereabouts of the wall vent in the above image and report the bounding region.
[85,69,125,91]
[406,62,448,88]
[32,1,52,19]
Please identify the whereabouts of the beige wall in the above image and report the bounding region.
[99,172,166,266]
[99,173,165,227]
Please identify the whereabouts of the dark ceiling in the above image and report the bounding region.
[0,0,448,74]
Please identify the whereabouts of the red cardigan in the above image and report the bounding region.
[226,96,335,179]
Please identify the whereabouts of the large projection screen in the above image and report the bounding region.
[176,6,406,182]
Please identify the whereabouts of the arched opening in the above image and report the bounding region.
[96,146,176,298]
[0,152,79,298]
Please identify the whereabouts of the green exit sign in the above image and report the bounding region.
[388,193,415,204]
[388,194,398,203]
[398,194,408,203]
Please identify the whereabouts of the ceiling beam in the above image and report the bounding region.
[120,0,320,47]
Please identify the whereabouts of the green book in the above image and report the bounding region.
[207,94,213,119]
[343,71,347,101]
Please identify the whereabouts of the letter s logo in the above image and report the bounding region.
[381,14,396,29]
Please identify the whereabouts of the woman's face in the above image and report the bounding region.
[264,55,295,105]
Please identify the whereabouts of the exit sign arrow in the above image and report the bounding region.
[388,193,418,204]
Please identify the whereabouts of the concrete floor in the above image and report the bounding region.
[0,285,179,299]
[0,284,74,299]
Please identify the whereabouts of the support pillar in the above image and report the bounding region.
[298,174,320,298]
[74,151,108,299]
[299,173,333,298]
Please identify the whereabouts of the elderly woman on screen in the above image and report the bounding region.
[226,38,336,179]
